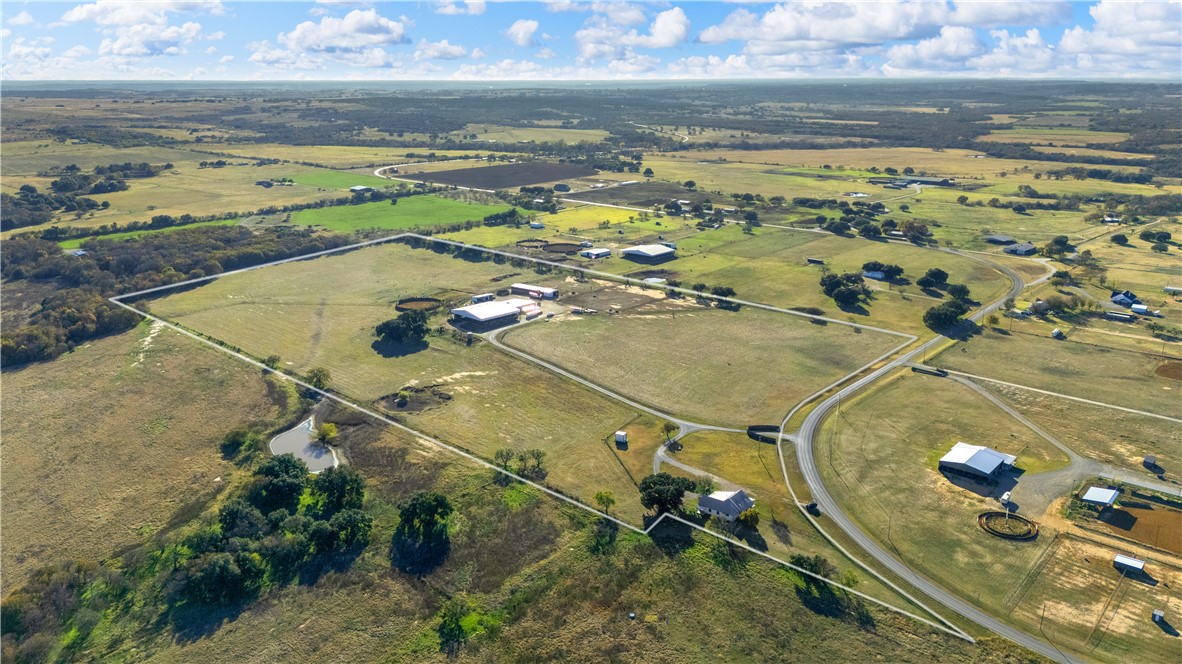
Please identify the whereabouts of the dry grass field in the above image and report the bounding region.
[0,321,284,589]
[503,292,905,427]
[982,382,1180,476]
[931,329,1181,419]
[144,242,647,522]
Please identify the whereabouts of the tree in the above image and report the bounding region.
[985,314,1000,328]
[219,499,268,540]
[643,167,654,178]
[181,553,253,605]
[858,224,881,239]
[683,180,696,190]
[594,490,616,515]
[923,299,970,330]
[306,367,331,390]
[638,473,695,514]
[737,508,760,530]
[1139,229,1158,242]
[264,354,281,369]
[250,454,309,514]
[392,491,454,575]
[923,267,948,284]
[710,285,736,299]
[311,465,366,515]
[493,448,514,470]
[316,422,338,444]
[375,310,429,345]
[947,283,971,300]
[1153,242,1170,253]
[956,195,969,205]
[329,508,373,548]
[661,420,678,441]
[527,448,546,471]
[831,286,862,308]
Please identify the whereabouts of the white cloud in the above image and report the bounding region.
[591,1,646,26]
[947,1,1071,28]
[0,28,10,39]
[537,47,556,59]
[470,47,485,59]
[884,26,982,69]
[100,21,203,56]
[415,38,468,60]
[1059,0,1180,58]
[7,37,53,62]
[220,54,234,63]
[278,9,408,52]
[435,1,485,16]
[964,28,1055,75]
[505,19,539,47]
[61,1,223,27]
[206,45,217,54]
[8,10,35,26]
[452,58,546,80]
[576,6,689,60]
[206,30,224,40]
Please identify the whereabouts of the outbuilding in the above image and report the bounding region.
[450,300,521,327]
[697,489,755,522]
[621,244,677,262]
[614,431,628,444]
[510,283,559,299]
[938,442,1016,482]
[349,185,373,193]
[1081,487,1118,509]
[529,221,545,229]
[1164,286,1182,295]
[471,293,495,304]
[579,248,611,259]
[862,270,886,280]
[1114,554,1145,574]
[985,234,1016,245]
[1004,242,1037,256]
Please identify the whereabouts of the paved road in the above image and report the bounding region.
[786,251,1094,662]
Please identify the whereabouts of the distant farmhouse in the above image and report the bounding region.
[938,442,1016,483]
[1004,242,1037,256]
[1111,290,1139,307]
[697,489,755,522]
[350,185,374,193]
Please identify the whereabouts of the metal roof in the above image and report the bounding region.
[697,489,755,517]
[450,300,522,322]
[622,244,676,258]
[1082,487,1118,505]
[1114,554,1145,571]
[939,442,1016,477]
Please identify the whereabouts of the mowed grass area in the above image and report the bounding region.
[983,381,1180,475]
[286,169,395,190]
[464,124,611,143]
[0,140,199,177]
[580,225,1011,335]
[666,430,915,609]
[502,296,905,427]
[817,373,1083,637]
[931,329,1182,418]
[145,242,646,522]
[289,195,511,233]
[0,321,284,588]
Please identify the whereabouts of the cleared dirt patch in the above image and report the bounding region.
[374,384,453,414]
[1155,360,1182,380]
[403,162,597,189]
[542,242,581,254]
[980,511,1039,540]
[1096,505,1182,555]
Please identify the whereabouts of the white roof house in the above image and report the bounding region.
[939,442,1016,480]
[1114,554,1145,573]
[697,489,755,522]
[450,300,522,323]
[1081,487,1119,507]
[579,248,612,259]
[510,283,559,299]
[350,185,373,192]
[621,244,676,260]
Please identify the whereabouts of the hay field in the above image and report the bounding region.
[0,321,283,588]
[502,297,905,427]
[931,329,1181,419]
[979,127,1130,145]
[464,124,611,143]
[145,242,645,521]
[818,372,1070,616]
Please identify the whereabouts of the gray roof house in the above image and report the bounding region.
[1111,290,1139,307]
[984,234,1016,245]
[697,489,755,522]
[1003,242,1037,256]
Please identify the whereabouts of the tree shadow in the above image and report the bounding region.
[163,598,251,644]
[371,338,429,358]
[737,526,767,552]
[587,518,618,556]
[297,547,366,586]
[938,320,980,341]
[645,516,696,556]
[391,528,451,576]
[769,517,792,547]
[836,302,870,316]
[920,287,945,298]
[1098,508,1138,531]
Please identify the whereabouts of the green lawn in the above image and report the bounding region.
[287,169,398,190]
[290,195,511,233]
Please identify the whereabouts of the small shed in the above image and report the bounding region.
[1114,554,1145,573]
[806,258,825,265]
[984,234,1016,245]
[1153,609,1166,623]
[529,221,545,229]
[614,431,628,444]
[862,270,886,280]
[471,293,495,304]
[1144,455,1158,468]
[350,185,373,193]
[1081,487,1118,508]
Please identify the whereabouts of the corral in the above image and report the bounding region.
[400,162,598,189]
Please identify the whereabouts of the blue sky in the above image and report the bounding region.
[2,1,1179,80]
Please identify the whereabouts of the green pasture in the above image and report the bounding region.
[57,218,241,250]
[290,195,511,233]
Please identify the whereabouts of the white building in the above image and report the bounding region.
[621,244,677,261]
[698,489,755,522]
[450,300,522,325]
[579,248,611,259]
[510,283,559,299]
[938,442,1016,482]
[1081,487,1118,508]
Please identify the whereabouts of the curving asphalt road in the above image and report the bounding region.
[785,254,1096,662]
